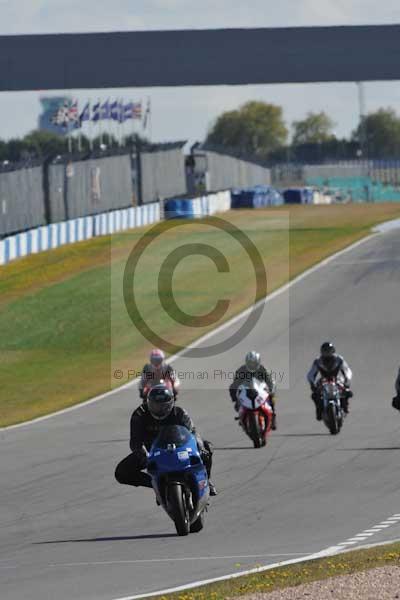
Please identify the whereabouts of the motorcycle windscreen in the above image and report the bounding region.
[154,425,192,449]
[323,383,339,399]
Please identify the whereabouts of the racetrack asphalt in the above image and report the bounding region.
[1,229,400,600]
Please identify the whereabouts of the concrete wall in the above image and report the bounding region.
[0,166,46,236]
[203,151,271,191]
[140,147,186,204]
[48,154,134,222]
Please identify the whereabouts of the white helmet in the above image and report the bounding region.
[245,351,260,373]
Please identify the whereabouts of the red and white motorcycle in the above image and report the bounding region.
[236,378,274,448]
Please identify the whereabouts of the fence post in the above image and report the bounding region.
[42,158,52,225]
[135,140,143,206]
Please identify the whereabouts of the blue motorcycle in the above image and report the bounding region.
[147,425,210,536]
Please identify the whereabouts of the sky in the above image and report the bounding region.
[1,0,400,144]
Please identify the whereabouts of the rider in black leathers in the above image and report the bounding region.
[115,384,217,495]
[229,351,277,430]
[307,342,353,420]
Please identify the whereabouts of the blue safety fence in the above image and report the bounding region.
[0,191,233,266]
[0,203,160,266]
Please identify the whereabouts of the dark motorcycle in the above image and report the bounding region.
[320,378,344,435]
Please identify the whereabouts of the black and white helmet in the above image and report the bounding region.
[245,351,260,373]
[320,341,336,368]
[147,384,174,420]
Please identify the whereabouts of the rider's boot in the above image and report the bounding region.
[342,389,352,414]
[208,481,218,496]
[271,412,277,431]
[312,392,322,420]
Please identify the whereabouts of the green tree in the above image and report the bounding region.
[352,108,400,158]
[23,129,68,158]
[292,111,335,145]
[5,138,26,162]
[206,101,288,158]
[123,132,151,148]
[0,139,8,161]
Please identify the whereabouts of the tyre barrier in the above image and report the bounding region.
[164,190,231,219]
[231,186,284,209]
[282,187,314,205]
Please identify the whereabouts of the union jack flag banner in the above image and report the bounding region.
[47,99,145,129]
[50,101,70,127]
[68,100,78,119]
[68,100,80,128]
[132,102,142,119]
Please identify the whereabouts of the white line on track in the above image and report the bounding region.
[363,529,381,533]
[323,512,400,554]
[110,553,325,600]
[334,258,400,264]
[0,552,306,571]
[373,217,400,233]
[0,232,379,432]
[110,515,400,600]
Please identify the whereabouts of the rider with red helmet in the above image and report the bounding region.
[139,349,180,400]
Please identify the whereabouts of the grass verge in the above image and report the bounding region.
[1,203,400,426]
[149,541,400,600]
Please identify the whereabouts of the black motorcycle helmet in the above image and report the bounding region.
[320,341,336,369]
[147,384,174,420]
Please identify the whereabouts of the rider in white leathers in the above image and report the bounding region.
[307,342,353,420]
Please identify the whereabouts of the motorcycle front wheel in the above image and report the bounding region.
[190,511,204,533]
[247,412,262,448]
[168,483,190,536]
[328,403,339,435]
